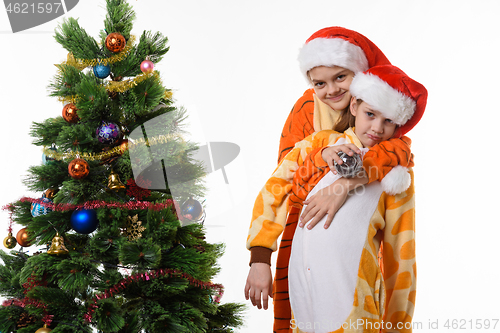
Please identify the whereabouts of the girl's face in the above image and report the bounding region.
[308,66,354,111]
[350,98,397,147]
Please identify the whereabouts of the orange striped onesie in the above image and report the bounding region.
[247,128,416,333]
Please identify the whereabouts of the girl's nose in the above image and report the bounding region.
[372,119,384,133]
[326,83,340,96]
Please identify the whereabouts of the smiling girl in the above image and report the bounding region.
[308,66,354,112]
[278,26,392,163]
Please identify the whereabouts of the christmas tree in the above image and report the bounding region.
[0,0,244,332]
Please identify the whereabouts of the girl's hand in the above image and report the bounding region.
[298,174,369,230]
[299,180,349,229]
[244,263,273,310]
[322,144,361,173]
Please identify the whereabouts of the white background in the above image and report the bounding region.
[1,1,500,332]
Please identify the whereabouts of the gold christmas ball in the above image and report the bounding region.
[68,158,90,179]
[3,233,17,249]
[35,324,52,333]
[45,188,59,199]
[62,103,80,123]
[105,32,126,53]
[16,228,31,247]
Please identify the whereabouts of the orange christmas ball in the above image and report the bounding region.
[68,158,90,179]
[105,32,126,53]
[16,228,31,247]
[62,103,79,123]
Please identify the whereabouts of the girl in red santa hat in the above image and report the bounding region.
[278,26,392,163]
[246,64,427,332]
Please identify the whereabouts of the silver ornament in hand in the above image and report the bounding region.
[334,151,363,178]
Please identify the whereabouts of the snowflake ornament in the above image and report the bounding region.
[122,214,146,241]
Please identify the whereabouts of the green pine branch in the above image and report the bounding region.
[102,0,136,39]
[54,18,101,59]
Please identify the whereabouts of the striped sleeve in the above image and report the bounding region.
[278,89,315,164]
[363,136,414,184]
[247,130,342,251]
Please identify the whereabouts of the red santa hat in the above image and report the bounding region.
[298,26,391,78]
[350,65,428,195]
[349,65,427,137]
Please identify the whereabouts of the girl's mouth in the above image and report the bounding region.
[328,91,345,102]
[366,134,381,142]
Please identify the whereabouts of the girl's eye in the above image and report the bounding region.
[385,118,394,124]
[336,74,346,81]
[366,112,374,117]
[314,82,325,88]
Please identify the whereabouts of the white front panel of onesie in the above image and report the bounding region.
[289,171,383,333]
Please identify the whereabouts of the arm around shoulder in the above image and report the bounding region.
[363,136,414,195]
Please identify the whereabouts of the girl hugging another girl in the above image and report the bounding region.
[245,26,427,333]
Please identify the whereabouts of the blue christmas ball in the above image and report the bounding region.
[71,209,98,234]
[181,198,203,220]
[96,121,121,145]
[93,64,111,79]
[31,195,53,217]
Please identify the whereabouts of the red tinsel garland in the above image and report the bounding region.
[2,298,54,326]
[83,268,224,322]
[2,204,14,233]
[11,197,176,214]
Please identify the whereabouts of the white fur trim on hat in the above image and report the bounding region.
[381,165,411,195]
[298,38,369,78]
[349,72,416,125]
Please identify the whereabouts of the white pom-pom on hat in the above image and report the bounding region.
[381,165,412,195]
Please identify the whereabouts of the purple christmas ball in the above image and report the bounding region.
[96,121,121,144]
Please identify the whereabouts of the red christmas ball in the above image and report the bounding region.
[16,228,31,247]
[105,33,126,53]
[62,103,79,123]
[68,158,90,179]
